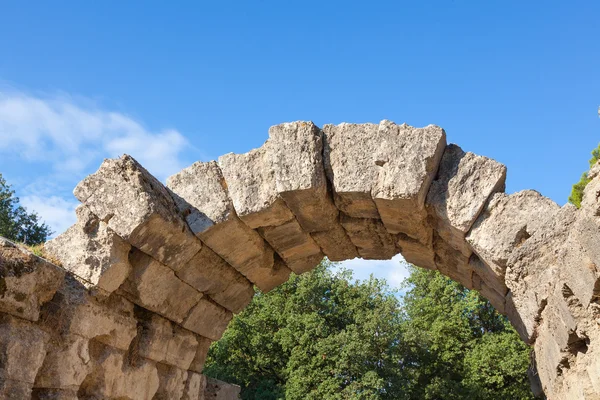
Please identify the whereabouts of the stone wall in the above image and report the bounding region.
[0,120,599,399]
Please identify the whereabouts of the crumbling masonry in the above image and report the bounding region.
[1,121,600,399]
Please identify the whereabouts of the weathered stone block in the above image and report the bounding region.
[0,378,33,399]
[74,155,202,271]
[433,233,473,289]
[183,298,233,341]
[45,206,131,295]
[134,310,199,370]
[120,249,203,324]
[154,363,188,400]
[311,224,359,262]
[40,276,137,351]
[189,336,212,374]
[204,377,242,400]
[397,231,436,270]
[339,215,398,260]
[505,205,577,343]
[427,144,506,256]
[31,388,79,400]
[182,372,206,400]
[0,237,65,322]
[468,253,507,298]
[323,121,446,242]
[0,314,49,385]
[34,334,91,390]
[167,161,288,293]
[177,246,255,313]
[467,190,560,286]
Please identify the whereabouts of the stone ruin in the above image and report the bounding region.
[1,120,599,399]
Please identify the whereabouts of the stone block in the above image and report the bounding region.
[467,190,560,284]
[134,310,199,370]
[34,334,91,390]
[397,231,436,270]
[45,206,131,295]
[468,253,507,297]
[183,298,233,341]
[339,215,398,260]
[120,249,203,324]
[427,144,506,256]
[471,271,506,314]
[432,233,473,289]
[177,246,255,313]
[0,237,65,321]
[74,155,201,271]
[167,161,287,293]
[0,379,33,399]
[154,363,188,400]
[505,205,577,343]
[204,377,242,400]
[0,314,49,384]
[40,276,137,351]
[189,336,212,374]
[31,388,79,400]
[311,224,359,262]
[182,372,206,400]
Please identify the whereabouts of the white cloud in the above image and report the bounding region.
[0,90,194,237]
[20,195,78,238]
[0,91,189,180]
[336,254,410,289]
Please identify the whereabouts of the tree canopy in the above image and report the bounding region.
[204,261,534,400]
[0,173,51,244]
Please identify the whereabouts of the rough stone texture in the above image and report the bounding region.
[45,205,131,296]
[183,298,233,341]
[74,155,202,271]
[177,246,255,313]
[6,121,600,399]
[203,377,241,400]
[467,190,560,296]
[167,161,287,293]
[0,237,65,321]
[427,144,507,256]
[120,249,203,324]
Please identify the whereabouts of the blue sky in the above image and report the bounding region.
[0,1,598,287]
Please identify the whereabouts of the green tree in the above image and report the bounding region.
[204,262,535,400]
[569,144,600,208]
[399,266,534,400]
[0,173,51,244]
[204,261,405,400]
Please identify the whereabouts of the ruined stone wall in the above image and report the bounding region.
[0,120,599,399]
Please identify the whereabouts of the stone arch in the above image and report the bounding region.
[1,120,599,399]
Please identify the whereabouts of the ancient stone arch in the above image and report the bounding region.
[1,120,599,399]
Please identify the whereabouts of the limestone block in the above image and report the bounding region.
[120,249,203,324]
[154,363,188,400]
[134,310,199,370]
[183,372,206,400]
[427,144,506,256]
[505,205,577,343]
[268,121,340,233]
[534,312,563,395]
[432,233,473,289]
[183,298,233,341]
[167,161,287,293]
[219,147,323,274]
[0,237,65,321]
[78,341,159,400]
[177,246,255,313]
[397,231,436,270]
[467,190,560,285]
[74,155,201,271]
[339,215,398,260]
[258,219,323,274]
[311,224,359,262]
[204,377,242,400]
[468,253,507,298]
[323,121,446,241]
[45,206,131,295]
[189,336,212,374]
[41,276,137,351]
[0,314,49,384]
[471,271,506,314]
[34,334,91,390]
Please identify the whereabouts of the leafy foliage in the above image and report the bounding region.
[204,262,534,399]
[0,173,51,244]
[569,143,600,208]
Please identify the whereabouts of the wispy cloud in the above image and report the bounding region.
[0,91,189,180]
[335,254,411,289]
[0,90,192,236]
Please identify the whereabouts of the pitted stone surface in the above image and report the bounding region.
[74,155,201,271]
